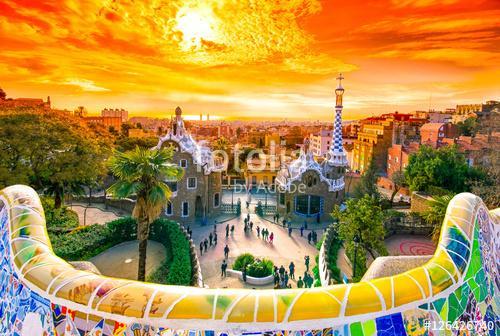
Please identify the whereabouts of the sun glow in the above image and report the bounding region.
[175,8,218,50]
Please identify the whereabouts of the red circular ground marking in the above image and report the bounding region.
[399,241,435,255]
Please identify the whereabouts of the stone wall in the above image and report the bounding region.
[410,191,434,213]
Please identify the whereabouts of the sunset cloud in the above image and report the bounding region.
[0,0,498,119]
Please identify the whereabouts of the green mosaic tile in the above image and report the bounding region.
[362,320,376,336]
[349,322,363,336]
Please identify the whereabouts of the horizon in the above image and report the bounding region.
[1,1,498,120]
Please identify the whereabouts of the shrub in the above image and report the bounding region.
[233,253,255,271]
[246,258,273,278]
[149,218,192,286]
[316,231,343,284]
[50,224,113,261]
[41,197,79,231]
[49,216,193,286]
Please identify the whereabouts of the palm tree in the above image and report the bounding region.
[107,147,183,281]
[422,194,454,242]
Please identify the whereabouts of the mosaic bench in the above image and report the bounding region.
[0,185,498,335]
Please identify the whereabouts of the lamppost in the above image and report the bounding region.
[83,206,89,227]
[231,183,234,208]
[353,234,360,279]
[264,186,268,209]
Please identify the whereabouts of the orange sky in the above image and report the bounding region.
[0,0,499,120]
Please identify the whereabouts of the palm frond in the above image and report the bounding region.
[107,180,144,198]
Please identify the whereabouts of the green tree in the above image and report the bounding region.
[212,136,230,152]
[405,145,480,194]
[352,158,380,200]
[456,117,478,136]
[332,195,387,280]
[115,136,159,152]
[422,194,453,242]
[107,147,183,281]
[469,151,499,209]
[0,110,111,207]
[389,171,406,204]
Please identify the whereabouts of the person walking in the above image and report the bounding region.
[257,226,260,238]
[289,262,295,280]
[274,272,280,286]
[269,232,274,244]
[204,239,208,252]
[230,225,235,235]
[279,265,285,277]
[250,221,253,231]
[307,231,312,244]
[304,255,310,272]
[199,242,203,256]
[284,271,289,288]
[300,225,304,237]
[209,232,213,246]
[312,231,317,244]
[225,224,229,238]
[288,226,292,237]
[213,232,218,246]
[221,259,227,277]
[224,244,230,259]
[297,276,304,288]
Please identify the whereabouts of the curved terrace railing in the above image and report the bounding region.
[0,185,498,334]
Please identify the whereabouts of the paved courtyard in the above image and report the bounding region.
[191,208,321,289]
[90,240,166,280]
[385,234,436,256]
[71,203,122,226]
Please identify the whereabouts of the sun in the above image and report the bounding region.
[175,8,218,50]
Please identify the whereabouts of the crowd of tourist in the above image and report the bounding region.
[198,224,218,256]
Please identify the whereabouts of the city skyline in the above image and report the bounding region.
[1,0,499,120]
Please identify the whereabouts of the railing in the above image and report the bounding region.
[220,202,241,214]
[0,185,498,334]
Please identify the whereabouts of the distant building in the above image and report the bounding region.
[265,133,281,148]
[245,154,280,190]
[309,129,333,158]
[420,122,457,148]
[84,116,122,131]
[386,142,420,179]
[0,90,51,110]
[102,108,128,122]
[352,112,426,173]
[155,107,224,223]
[352,123,393,173]
[276,74,347,221]
[453,133,499,167]
[455,101,499,123]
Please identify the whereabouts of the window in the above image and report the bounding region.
[295,195,322,216]
[279,193,285,205]
[182,201,189,217]
[187,177,197,189]
[214,193,220,207]
[166,201,173,216]
[180,159,188,168]
[263,176,268,185]
[166,181,177,192]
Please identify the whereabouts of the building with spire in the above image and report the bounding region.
[155,106,224,223]
[275,74,348,221]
